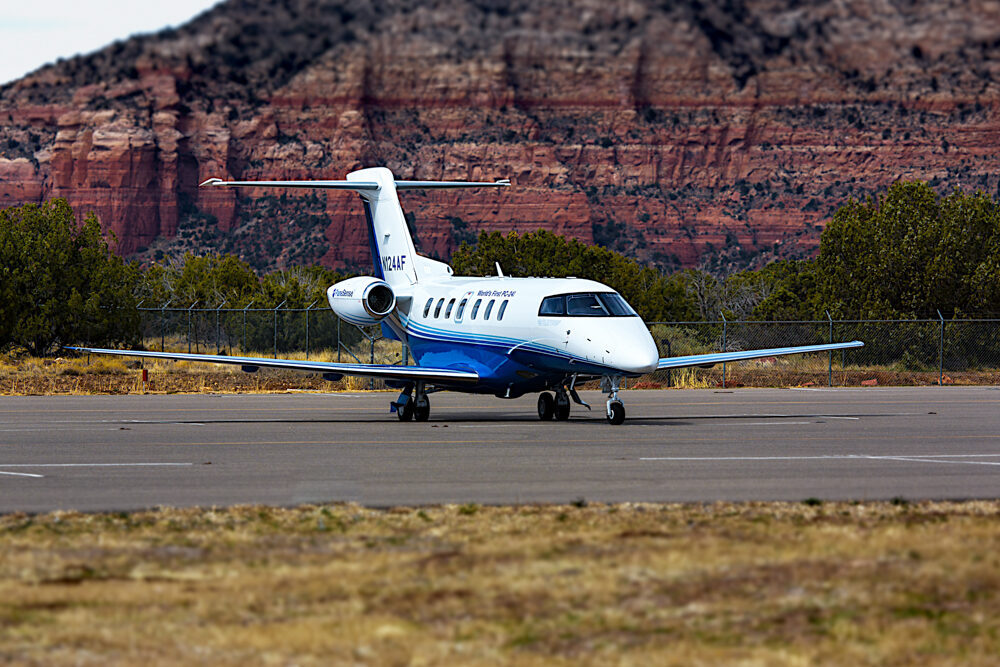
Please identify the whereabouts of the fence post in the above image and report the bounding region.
[826,310,833,387]
[242,300,254,354]
[661,337,672,387]
[937,309,945,386]
[215,300,227,354]
[160,299,173,352]
[370,336,376,390]
[720,312,727,389]
[187,301,199,353]
[305,301,317,360]
[273,300,286,359]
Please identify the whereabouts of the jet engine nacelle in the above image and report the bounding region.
[326,276,396,326]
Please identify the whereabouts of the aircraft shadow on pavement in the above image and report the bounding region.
[127,412,890,426]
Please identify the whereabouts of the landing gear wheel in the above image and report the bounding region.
[396,399,414,422]
[554,393,571,421]
[607,401,625,425]
[414,396,430,422]
[537,392,555,420]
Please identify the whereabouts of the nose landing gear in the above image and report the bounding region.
[601,375,626,425]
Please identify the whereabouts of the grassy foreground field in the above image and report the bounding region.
[2,502,999,665]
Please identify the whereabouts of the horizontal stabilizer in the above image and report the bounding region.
[657,340,864,370]
[199,178,379,190]
[199,177,509,191]
[65,347,479,384]
[395,179,510,189]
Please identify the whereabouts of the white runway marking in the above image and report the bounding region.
[0,427,124,433]
[639,454,1000,467]
[742,421,813,425]
[0,470,44,478]
[0,463,194,468]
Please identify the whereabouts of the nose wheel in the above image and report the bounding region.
[601,375,627,425]
[606,401,626,425]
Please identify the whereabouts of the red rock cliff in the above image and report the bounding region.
[2,0,1000,275]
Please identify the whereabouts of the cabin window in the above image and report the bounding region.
[445,298,456,318]
[423,298,433,318]
[537,292,638,317]
[484,299,495,320]
[538,295,566,316]
[434,298,444,318]
[471,298,482,319]
[456,298,468,320]
[498,299,509,320]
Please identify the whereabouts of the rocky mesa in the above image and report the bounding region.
[2,0,1000,275]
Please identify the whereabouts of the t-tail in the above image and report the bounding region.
[200,168,509,288]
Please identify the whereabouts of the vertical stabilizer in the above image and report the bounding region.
[199,168,508,289]
[348,167,419,288]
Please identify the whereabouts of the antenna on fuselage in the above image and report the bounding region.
[495,262,504,278]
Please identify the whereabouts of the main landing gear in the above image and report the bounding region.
[537,378,597,423]
[537,389,571,421]
[394,382,430,422]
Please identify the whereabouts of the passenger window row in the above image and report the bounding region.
[422,297,508,321]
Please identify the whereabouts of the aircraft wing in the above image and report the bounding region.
[657,340,864,370]
[64,347,479,384]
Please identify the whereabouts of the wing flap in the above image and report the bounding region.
[657,341,864,370]
[65,347,478,383]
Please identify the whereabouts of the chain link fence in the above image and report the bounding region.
[138,306,1000,387]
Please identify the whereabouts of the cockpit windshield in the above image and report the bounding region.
[538,292,638,317]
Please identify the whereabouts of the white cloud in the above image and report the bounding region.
[0,1,221,85]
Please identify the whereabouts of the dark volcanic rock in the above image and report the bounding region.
[2,0,1000,274]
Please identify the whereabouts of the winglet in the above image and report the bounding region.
[199,178,224,187]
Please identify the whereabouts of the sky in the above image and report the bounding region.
[0,1,221,85]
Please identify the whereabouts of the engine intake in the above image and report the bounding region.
[364,282,395,317]
[326,277,397,326]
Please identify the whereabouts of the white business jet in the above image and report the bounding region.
[69,167,862,424]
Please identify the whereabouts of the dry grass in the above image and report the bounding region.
[2,501,999,664]
[3,350,1000,396]
[0,352,389,396]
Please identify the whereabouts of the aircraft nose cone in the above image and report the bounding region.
[598,322,658,373]
[616,335,659,374]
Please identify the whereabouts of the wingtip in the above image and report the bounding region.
[199,177,223,188]
[495,178,511,186]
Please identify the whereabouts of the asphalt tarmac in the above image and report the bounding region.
[2,386,999,513]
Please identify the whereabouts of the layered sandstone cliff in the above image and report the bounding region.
[2,0,1000,274]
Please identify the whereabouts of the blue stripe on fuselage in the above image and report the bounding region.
[398,314,627,389]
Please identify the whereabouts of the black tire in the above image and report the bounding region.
[397,400,414,421]
[607,401,626,425]
[537,392,555,420]
[554,396,571,421]
[414,397,430,422]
